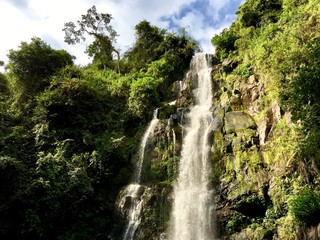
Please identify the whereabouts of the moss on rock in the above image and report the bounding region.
[225,111,257,134]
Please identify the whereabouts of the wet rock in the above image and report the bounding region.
[229,95,242,111]
[135,185,172,240]
[220,90,232,107]
[242,84,260,115]
[211,107,226,132]
[212,130,225,160]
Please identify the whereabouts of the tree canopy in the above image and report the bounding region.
[63,5,120,72]
[125,20,201,72]
[7,37,73,100]
[0,4,201,239]
[2,0,320,239]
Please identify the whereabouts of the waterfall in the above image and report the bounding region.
[170,54,215,240]
[172,129,176,156]
[177,80,185,96]
[119,109,159,240]
[135,109,159,182]
[119,184,150,240]
[166,118,171,147]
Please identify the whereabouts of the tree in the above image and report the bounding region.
[125,20,166,71]
[237,0,283,28]
[86,39,114,70]
[125,20,200,74]
[0,73,9,129]
[63,5,120,72]
[0,73,9,98]
[7,37,73,98]
[211,27,238,61]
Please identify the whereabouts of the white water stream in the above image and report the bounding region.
[120,109,159,240]
[135,109,159,182]
[170,54,215,240]
[172,129,176,156]
[120,184,150,240]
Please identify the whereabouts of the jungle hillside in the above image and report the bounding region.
[1,0,320,239]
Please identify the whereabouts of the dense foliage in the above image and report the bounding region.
[289,189,320,226]
[211,0,320,236]
[3,0,320,238]
[0,5,198,239]
[212,0,320,163]
[7,37,73,101]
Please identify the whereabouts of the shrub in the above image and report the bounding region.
[289,189,320,226]
[211,27,238,61]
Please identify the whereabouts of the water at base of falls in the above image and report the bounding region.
[169,54,215,240]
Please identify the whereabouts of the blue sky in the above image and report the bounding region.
[0,0,243,68]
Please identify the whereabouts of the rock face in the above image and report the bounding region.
[135,186,172,240]
[257,101,281,145]
[224,111,257,134]
[241,74,265,116]
[208,61,309,240]
[208,71,270,237]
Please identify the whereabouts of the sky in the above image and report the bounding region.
[0,0,244,69]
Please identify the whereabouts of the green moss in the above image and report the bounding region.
[224,155,236,175]
[216,107,226,119]
[149,161,168,183]
[226,213,251,235]
[220,90,232,106]
[159,104,177,119]
[212,130,224,159]
[276,215,299,240]
[261,118,299,167]
[234,149,262,172]
[224,111,257,134]
[225,73,242,88]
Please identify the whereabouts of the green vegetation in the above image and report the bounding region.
[2,0,320,238]
[0,5,198,240]
[211,27,238,61]
[210,0,320,238]
[289,189,320,226]
[7,37,73,104]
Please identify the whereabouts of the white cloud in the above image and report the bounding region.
[0,0,242,71]
[0,2,34,61]
[166,0,239,54]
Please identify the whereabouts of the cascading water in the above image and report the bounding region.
[135,109,159,182]
[119,109,159,240]
[170,54,215,240]
[172,129,176,156]
[119,184,150,240]
[177,80,186,96]
[166,119,172,147]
